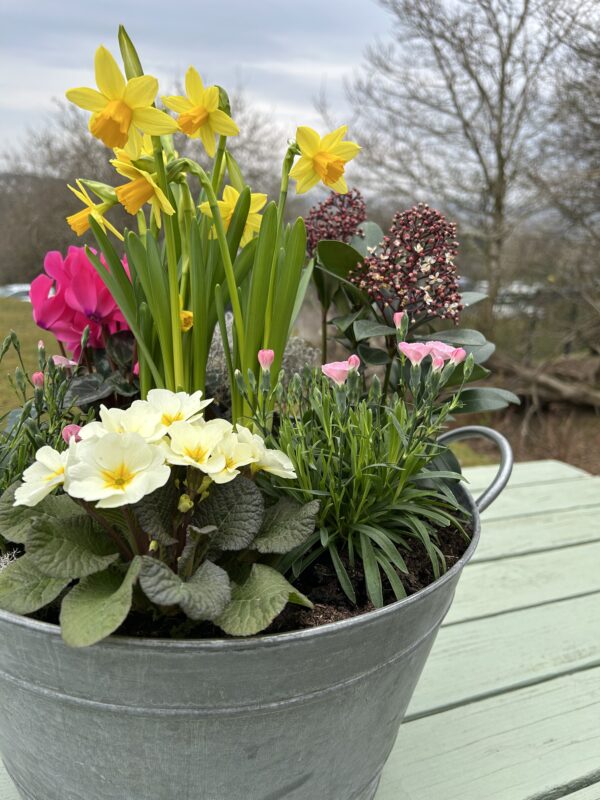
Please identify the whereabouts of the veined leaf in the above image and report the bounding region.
[0,484,80,545]
[139,557,230,621]
[0,555,70,615]
[193,477,264,551]
[254,498,319,554]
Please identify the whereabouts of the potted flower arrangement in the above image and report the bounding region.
[0,28,516,800]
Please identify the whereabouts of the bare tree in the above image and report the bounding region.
[350,0,590,332]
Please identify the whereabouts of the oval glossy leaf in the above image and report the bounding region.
[456,387,520,413]
[350,221,385,257]
[316,240,363,277]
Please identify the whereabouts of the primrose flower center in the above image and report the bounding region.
[44,466,65,483]
[116,178,155,215]
[184,446,208,464]
[312,151,345,186]
[179,106,210,135]
[101,463,135,491]
[89,100,133,148]
[162,412,184,426]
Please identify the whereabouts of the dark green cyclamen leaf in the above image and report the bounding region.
[254,498,320,554]
[0,484,80,544]
[215,564,313,637]
[353,319,396,341]
[104,331,136,369]
[139,556,230,621]
[60,558,142,647]
[63,374,114,407]
[456,387,521,413]
[0,555,70,615]
[357,343,391,366]
[132,480,179,546]
[27,515,120,579]
[192,477,264,551]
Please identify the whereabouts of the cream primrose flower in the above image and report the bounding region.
[13,446,69,507]
[164,420,229,476]
[66,432,170,509]
[145,389,212,428]
[210,431,257,484]
[79,402,165,443]
[235,425,297,480]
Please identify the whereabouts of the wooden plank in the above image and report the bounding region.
[446,540,600,624]
[376,666,600,800]
[473,506,600,562]
[463,459,589,493]
[407,592,600,719]
[476,477,600,522]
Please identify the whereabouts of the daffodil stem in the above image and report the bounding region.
[211,136,227,194]
[264,146,295,346]
[152,136,185,391]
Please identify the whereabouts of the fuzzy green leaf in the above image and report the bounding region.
[0,484,80,545]
[139,556,230,621]
[0,555,70,615]
[215,563,312,636]
[133,481,179,546]
[192,477,264,551]
[27,515,120,579]
[59,558,142,647]
[254,498,319,554]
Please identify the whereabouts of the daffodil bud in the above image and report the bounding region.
[79,180,118,204]
[118,25,144,79]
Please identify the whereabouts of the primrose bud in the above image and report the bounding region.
[178,494,194,514]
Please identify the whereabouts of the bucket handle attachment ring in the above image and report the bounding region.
[437,425,513,512]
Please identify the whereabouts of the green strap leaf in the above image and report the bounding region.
[0,555,70,615]
[27,515,120,579]
[139,557,231,621]
[60,558,142,647]
[215,563,312,637]
[254,498,320,554]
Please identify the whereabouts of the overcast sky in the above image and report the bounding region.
[0,0,392,147]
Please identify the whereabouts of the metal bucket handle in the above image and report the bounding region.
[437,425,513,512]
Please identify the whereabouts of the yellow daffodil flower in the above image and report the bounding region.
[180,309,194,332]
[113,131,155,164]
[112,159,174,228]
[289,125,360,194]
[199,185,266,246]
[162,67,239,157]
[66,180,123,240]
[66,46,177,149]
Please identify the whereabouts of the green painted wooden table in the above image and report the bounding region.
[2,460,599,800]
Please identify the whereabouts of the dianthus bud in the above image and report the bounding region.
[393,311,405,329]
[31,371,45,388]
[258,349,275,371]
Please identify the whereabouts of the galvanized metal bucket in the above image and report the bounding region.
[0,427,512,800]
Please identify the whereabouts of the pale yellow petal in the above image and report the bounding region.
[123,75,159,109]
[249,192,267,213]
[295,172,321,194]
[132,107,178,135]
[161,95,193,113]
[94,46,126,100]
[210,108,239,136]
[296,126,320,157]
[330,140,361,161]
[203,86,220,113]
[154,185,175,215]
[198,200,211,217]
[199,124,217,157]
[66,87,107,112]
[185,67,205,105]
[320,125,348,151]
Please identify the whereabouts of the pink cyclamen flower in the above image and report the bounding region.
[321,355,361,386]
[258,349,275,371]
[397,342,431,366]
[62,424,82,444]
[133,361,140,376]
[393,311,405,329]
[31,371,45,388]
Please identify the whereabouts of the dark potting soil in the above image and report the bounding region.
[30,523,471,640]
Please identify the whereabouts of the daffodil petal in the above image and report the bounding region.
[132,107,178,135]
[249,193,267,213]
[295,172,321,194]
[198,200,211,217]
[330,140,361,161]
[154,186,175,215]
[328,176,348,194]
[185,67,205,106]
[95,46,126,100]
[199,124,217,157]
[222,185,239,205]
[66,87,107,112]
[320,125,348,151]
[203,86,220,113]
[210,108,239,136]
[112,160,141,181]
[289,156,314,179]
[123,75,159,109]
[296,126,320,157]
[150,197,162,228]
[161,95,193,113]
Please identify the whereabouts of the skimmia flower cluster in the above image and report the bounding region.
[305,188,367,258]
[349,203,462,322]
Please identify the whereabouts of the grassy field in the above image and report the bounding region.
[0,298,50,416]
